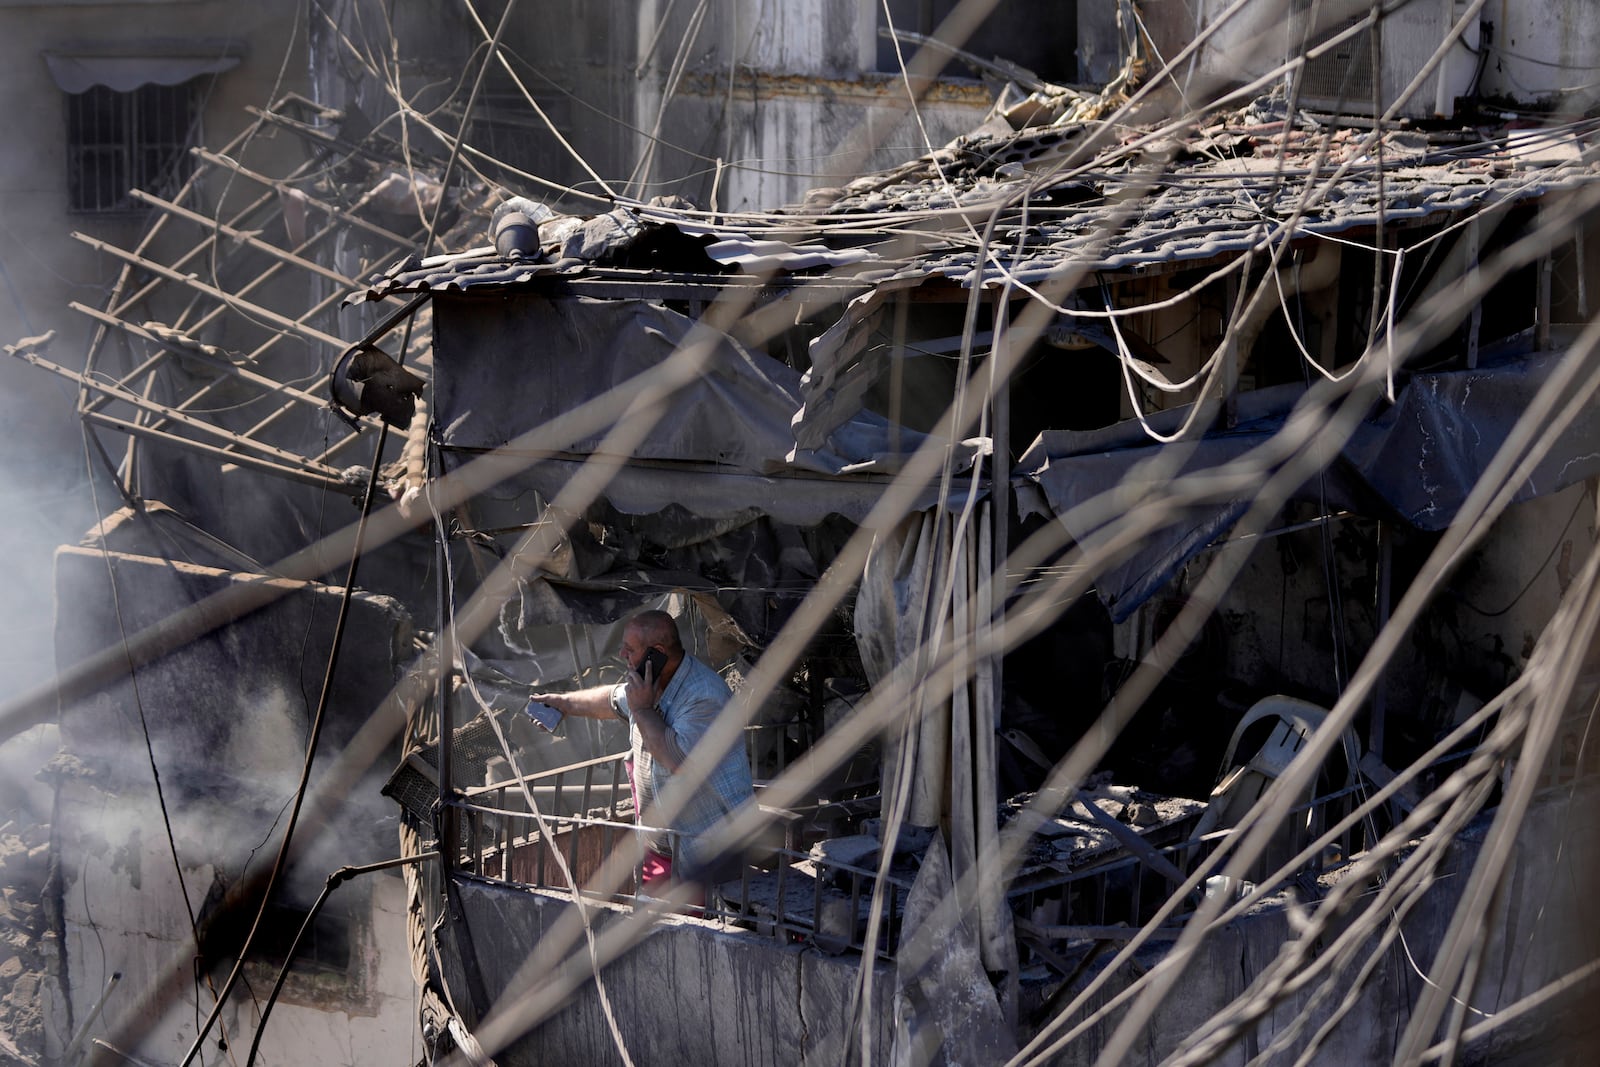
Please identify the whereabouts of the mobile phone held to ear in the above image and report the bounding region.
[524,699,564,732]
[640,648,668,682]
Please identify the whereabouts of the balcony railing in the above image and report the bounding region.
[445,752,1397,961]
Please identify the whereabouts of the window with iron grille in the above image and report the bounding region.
[65,80,198,214]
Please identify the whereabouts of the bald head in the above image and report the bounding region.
[626,609,683,653]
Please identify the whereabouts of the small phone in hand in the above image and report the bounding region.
[524,699,564,732]
[639,647,668,682]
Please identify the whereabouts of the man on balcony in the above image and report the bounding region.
[530,609,754,904]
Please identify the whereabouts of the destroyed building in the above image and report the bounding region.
[6,2,1600,1066]
[0,0,314,828]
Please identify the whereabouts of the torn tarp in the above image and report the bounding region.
[439,449,958,527]
[1340,349,1600,526]
[432,293,985,525]
[1018,347,1600,621]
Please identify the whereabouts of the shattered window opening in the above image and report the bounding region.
[253,900,355,974]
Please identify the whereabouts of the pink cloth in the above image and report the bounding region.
[627,759,675,884]
[627,760,703,906]
[641,848,673,884]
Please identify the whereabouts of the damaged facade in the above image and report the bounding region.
[0,0,314,787]
[7,1,1600,1065]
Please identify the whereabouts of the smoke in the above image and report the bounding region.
[0,460,99,706]
[0,723,58,826]
[0,434,102,860]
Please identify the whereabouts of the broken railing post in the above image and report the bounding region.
[435,446,458,868]
[1466,216,1482,367]
[1223,274,1241,428]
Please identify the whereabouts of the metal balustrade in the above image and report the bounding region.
[446,754,1401,962]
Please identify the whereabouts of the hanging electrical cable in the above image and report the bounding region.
[243,851,439,1067]
[79,424,246,1067]
[174,7,521,1064]
[39,3,1600,1062]
[458,0,617,200]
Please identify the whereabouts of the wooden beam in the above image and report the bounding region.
[12,345,345,475]
[82,411,360,494]
[128,187,373,292]
[73,232,350,350]
[125,185,416,373]
[177,234,367,362]
[107,159,317,321]
[122,152,357,335]
[77,346,170,418]
[107,184,280,321]
[240,284,364,364]
[70,303,358,415]
[75,322,266,439]
[193,147,424,251]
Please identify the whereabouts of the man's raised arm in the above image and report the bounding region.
[529,684,619,720]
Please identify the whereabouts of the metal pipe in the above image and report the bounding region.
[245,852,439,1067]
[62,970,122,1066]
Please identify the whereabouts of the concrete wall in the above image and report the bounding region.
[1190,0,1600,119]
[444,875,896,1066]
[641,0,998,211]
[1479,0,1600,103]
[659,68,995,213]
[47,542,419,1065]
[52,785,419,1067]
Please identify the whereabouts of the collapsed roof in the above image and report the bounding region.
[345,89,1600,620]
[16,16,1600,1066]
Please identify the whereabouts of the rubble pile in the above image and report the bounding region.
[0,817,50,1066]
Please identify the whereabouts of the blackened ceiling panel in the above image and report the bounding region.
[430,292,984,524]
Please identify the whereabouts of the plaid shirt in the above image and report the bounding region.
[612,654,753,877]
